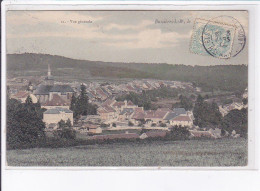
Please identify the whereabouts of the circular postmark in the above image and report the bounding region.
[202,16,246,59]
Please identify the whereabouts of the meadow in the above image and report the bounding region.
[6,138,247,167]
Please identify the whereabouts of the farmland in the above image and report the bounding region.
[7,138,247,167]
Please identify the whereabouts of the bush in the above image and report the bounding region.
[221,108,247,138]
[7,98,46,149]
[54,119,76,140]
[151,123,156,127]
[166,125,190,140]
[101,123,109,128]
[128,121,134,126]
[112,123,117,127]
[160,123,167,127]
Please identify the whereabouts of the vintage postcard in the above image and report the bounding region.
[4,9,250,167]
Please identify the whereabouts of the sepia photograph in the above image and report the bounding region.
[5,10,249,167]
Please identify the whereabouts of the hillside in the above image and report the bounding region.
[7,53,248,92]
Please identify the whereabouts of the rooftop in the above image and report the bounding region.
[172,115,192,122]
[44,107,73,114]
[34,84,74,95]
[42,94,69,106]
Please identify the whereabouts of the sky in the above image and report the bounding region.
[6,10,248,65]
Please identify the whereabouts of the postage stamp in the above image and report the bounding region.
[202,21,236,59]
[204,15,246,58]
[191,16,246,59]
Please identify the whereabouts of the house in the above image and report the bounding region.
[156,108,172,112]
[219,102,244,116]
[77,115,101,126]
[140,130,167,139]
[86,124,103,135]
[144,109,169,124]
[11,91,38,103]
[164,108,188,123]
[189,130,219,139]
[169,115,193,127]
[43,107,73,129]
[41,94,70,109]
[172,108,187,115]
[97,105,117,121]
[118,108,135,121]
[85,115,102,124]
[111,101,125,111]
[243,88,248,99]
[101,99,116,107]
[95,88,109,100]
[132,111,146,124]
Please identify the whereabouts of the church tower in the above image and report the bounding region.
[45,64,54,85]
[48,64,51,77]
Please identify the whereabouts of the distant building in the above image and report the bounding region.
[34,65,74,103]
[189,129,221,139]
[144,109,169,123]
[41,94,70,109]
[43,107,73,129]
[140,130,167,139]
[169,115,193,127]
[219,102,244,116]
[86,125,103,135]
[165,108,187,119]
[11,91,38,103]
[118,108,135,121]
[97,105,117,121]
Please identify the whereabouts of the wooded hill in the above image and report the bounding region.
[7,53,248,92]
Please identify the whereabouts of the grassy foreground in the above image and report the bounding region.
[6,138,247,167]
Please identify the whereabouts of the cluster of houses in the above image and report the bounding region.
[8,64,248,140]
[218,102,246,116]
[69,79,195,103]
[96,98,194,127]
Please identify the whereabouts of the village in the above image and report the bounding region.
[7,65,248,141]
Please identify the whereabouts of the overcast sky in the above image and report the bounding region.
[6,10,248,65]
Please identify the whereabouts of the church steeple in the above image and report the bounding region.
[48,64,51,77]
[44,64,54,85]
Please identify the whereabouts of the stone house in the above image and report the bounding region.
[43,107,73,129]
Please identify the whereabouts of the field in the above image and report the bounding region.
[6,138,247,167]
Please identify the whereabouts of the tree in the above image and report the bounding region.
[167,126,190,140]
[128,121,134,126]
[116,92,152,110]
[190,94,196,100]
[242,98,248,105]
[193,95,222,128]
[25,95,33,105]
[174,95,193,111]
[221,108,247,137]
[70,94,77,117]
[55,119,76,140]
[7,98,46,149]
[70,84,97,119]
[27,81,32,91]
[76,84,89,116]
[66,118,72,127]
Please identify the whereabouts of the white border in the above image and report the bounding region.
[1,1,258,171]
